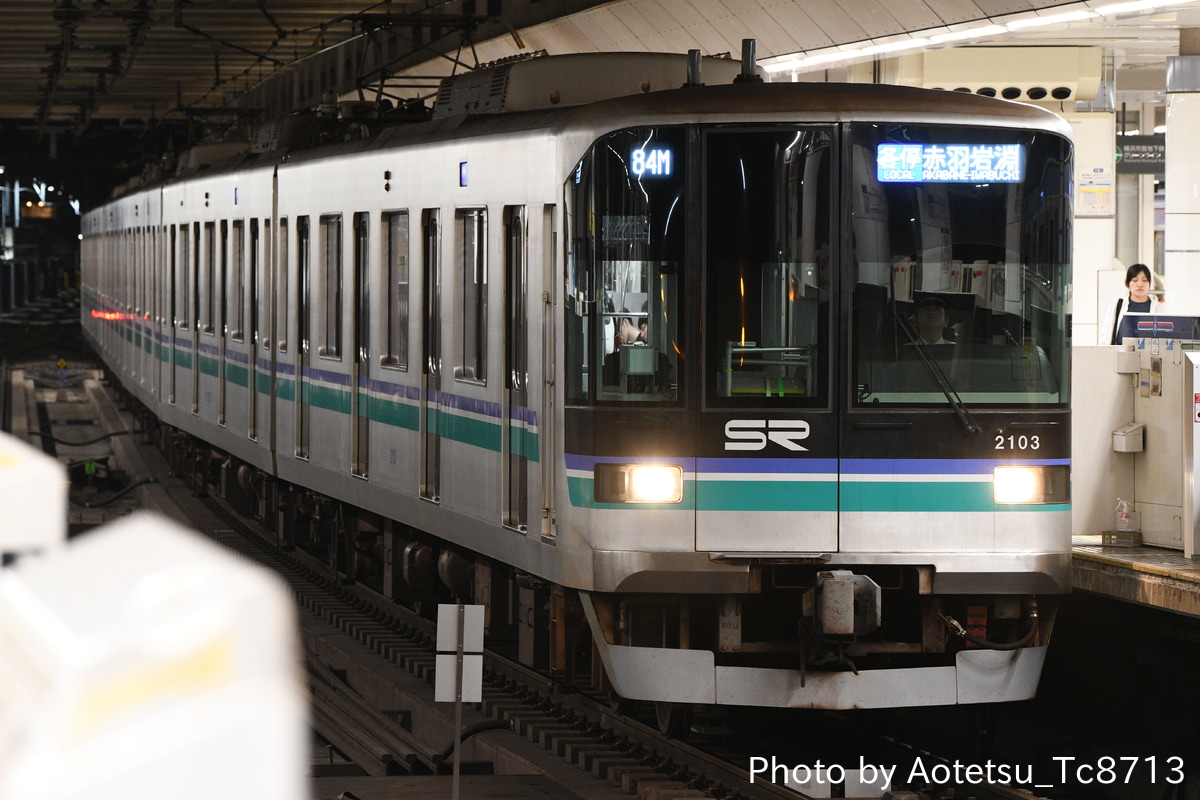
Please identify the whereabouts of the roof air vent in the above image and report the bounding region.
[893,47,1101,102]
[1001,87,1022,99]
[430,52,757,119]
[1051,86,1072,99]
[1026,87,1047,100]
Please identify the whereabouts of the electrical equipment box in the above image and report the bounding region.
[1112,422,1144,452]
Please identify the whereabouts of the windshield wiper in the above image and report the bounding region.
[895,314,981,435]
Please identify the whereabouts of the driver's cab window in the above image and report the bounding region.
[703,126,833,407]
[599,259,676,400]
[565,126,684,405]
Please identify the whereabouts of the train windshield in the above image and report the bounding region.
[849,124,1072,408]
[703,127,834,408]
[565,126,685,405]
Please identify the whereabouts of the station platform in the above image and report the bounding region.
[1071,535,1200,618]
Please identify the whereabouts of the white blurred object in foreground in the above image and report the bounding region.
[0,431,66,558]
[0,512,306,800]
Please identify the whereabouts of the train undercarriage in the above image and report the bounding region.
[115,376,1056,737]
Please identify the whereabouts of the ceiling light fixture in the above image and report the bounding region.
[1006,9,1098,29]
[858,37,931,55]
[929,25,1007,43]
[1096,0,1157,15]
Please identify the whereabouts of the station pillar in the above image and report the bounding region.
[1165,34,1200,307]
[1064,110,1117,345]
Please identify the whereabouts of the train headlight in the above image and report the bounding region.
[594,464,683,504]
[993,465,1069,505]
[628,465,683,503]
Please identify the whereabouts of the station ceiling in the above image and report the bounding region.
[1,0,1196,206]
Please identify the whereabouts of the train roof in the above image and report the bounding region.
[427,50,1068,134]
[98,53,1072,205]
[565,80,1073,135]
[357,80,1072,155]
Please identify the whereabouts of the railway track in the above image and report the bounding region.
[180,494,1065,800]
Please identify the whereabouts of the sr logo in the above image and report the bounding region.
[724,419,811,451]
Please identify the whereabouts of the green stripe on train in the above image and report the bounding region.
[358,395,538,462]
[509,425,538,462]
[697,480,838,511]
[276,375,295,402]
[366,394,419,431]
[568,478,835,511]
[568,477,1068,512]
[841,481,1068,512]
[161,351,538,461]
[226,362,249,388]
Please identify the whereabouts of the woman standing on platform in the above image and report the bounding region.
[1110,263,1163,344]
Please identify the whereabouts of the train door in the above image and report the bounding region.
[139,228,147,385]
[540,205,557,539]
[420,209,441,502]
[133,228,142,385]
[248,218,261,440]
[503,206,529,532]
[169,224,178,404]
[146,226,156,395]
[273,212,287,461]
[149,226,158,391]
[218,220,230,427]
[296,215,311,459]
[351,212,369,477]
[150,225,159,397]
[696,126,838,553]
[191,221,201,414]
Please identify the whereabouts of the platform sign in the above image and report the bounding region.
[435,653,482,702]
[1193,392,1199,424]
[1116,134,1165,174]
[434,604,484,703]
[435,603,485,800]
[436,603,483,653]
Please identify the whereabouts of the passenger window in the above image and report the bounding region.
[254,219,266,348]
[422,209,441,376]
[354,212,370,363]
[455,208,487,383]
[278,217,289,353]
[298,216,311,354]
[319,214,342,359]
[170,225,178,329]
[202,221,216,335]
[192,222,201,334]
[177,223,190,329]
[382,210,410,369]
[230,219,245,341]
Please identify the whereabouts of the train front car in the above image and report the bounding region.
[561,83,1072,715]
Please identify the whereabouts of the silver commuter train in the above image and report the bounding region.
[81,50,1073,729]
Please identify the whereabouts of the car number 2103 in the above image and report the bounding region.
[995,434,1040,450]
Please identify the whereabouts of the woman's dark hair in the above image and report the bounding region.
[1125,263,1151,286]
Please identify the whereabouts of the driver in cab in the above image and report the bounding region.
[912,296,953,345]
